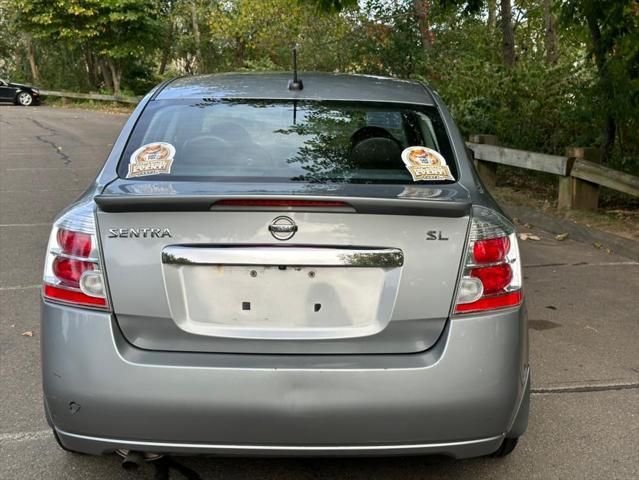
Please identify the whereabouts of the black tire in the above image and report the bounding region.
[53,429,85,455]
[15,91,34,106]
[490,437,519,458]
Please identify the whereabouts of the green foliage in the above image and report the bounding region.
[299,0,357,12]
[206,0,355,71]
[14,0,162,59]
[346,1,424,77]
[560,0,639,170]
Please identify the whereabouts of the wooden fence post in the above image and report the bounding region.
[557,147,602,210]
[469,134,499,188]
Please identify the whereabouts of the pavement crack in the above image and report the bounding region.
[532,382,639,394]
[524,261,639,269]
[29,118,71,165]
[29,117,61,136]
[524,262,567,268]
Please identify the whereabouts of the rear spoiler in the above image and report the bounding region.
[94,195,471,218]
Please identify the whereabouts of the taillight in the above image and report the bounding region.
[52,256,94,287]
[213,199,351,208]
[57,228,92,257]
[454,206,523,314]
[472,236,510,264]
[43,201,108,309]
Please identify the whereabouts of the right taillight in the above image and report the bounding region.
[454,206,523,314]
[43,200,109,309]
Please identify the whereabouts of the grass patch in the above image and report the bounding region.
[42,96,135,114]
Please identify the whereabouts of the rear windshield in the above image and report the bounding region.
[118,99,458,184]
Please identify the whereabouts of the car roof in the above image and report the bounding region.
[154,72,436,106]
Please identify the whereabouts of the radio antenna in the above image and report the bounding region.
[288,46,303,91]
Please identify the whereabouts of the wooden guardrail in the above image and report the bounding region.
[571,160,639,199]
[467,134,639,210]
[40,90,141,104]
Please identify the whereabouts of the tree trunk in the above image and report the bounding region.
[183,56,194,75]
[234,37,245,68]
[83,47,98,89]
[586,15,616,159]
[413,1,434,50]
[159,22,173,75]
[487,0,496,30]
[25,36,39,83]
[543,0,558,65]
[107,58,122,96]
[98,58,114,91]
[190,0,202,73]
[500,0,515,67]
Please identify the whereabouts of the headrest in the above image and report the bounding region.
[350,127,402,169]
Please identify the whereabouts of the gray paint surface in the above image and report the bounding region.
[98,210,469,354]
[42,301,526,455]
[156,72,436,105]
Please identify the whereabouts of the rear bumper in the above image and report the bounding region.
[55,429,506,458]
[42,301,529,459]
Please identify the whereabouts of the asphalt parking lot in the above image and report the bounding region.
[1,105,638,479]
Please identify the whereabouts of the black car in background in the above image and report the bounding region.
[0,78,40,106]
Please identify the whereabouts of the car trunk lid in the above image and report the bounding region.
[96,180,470,354]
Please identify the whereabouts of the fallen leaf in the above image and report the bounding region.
[22,330,34,337]
[593,242,603,249]
[555,233,569,241]
[518,233,541,241]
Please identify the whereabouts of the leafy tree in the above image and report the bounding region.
[561,0,639,159]
[13,0,162,94]
[347,1,425,77]
[206,0,354,71]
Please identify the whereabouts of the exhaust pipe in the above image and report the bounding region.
[121,450,145,471]
[116,449,165,471]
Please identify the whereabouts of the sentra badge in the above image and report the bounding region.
[108,228,172,238]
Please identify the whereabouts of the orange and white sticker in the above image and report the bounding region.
[401,146,454,182]
[126,142,175,178]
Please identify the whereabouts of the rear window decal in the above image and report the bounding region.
[401,146,454,182]
[126,142,175,178]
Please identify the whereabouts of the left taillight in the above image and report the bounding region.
[43,201,108,309]
[454,206,523,314]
